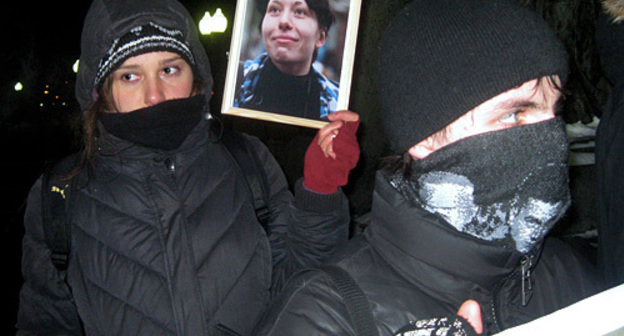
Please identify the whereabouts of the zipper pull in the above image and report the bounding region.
[521,254,534,306]
[164,158,176,174]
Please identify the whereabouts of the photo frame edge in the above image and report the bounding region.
[222,0,249,115]
[221,0,363,129]
[337,0,363,111]
[227,107,329,128]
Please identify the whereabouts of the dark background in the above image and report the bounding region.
[1,0,609,333]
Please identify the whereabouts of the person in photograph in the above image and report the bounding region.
[252,0,605,335]
[15,0,360,334]
[234,0,340,120]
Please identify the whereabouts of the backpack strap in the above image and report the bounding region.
[41,154,78,271]
[319,264,379,336]
[220,129,271,232]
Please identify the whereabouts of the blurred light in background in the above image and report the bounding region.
[199,8,228,35]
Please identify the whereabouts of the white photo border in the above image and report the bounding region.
[222,0,362,129]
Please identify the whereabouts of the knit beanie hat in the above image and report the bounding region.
[94,22,195,89]
[380,0,569,153]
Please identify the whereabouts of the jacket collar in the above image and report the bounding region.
[366,171,526,292]
[96,117,214,163]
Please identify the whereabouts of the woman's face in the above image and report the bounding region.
[261,0,327,76]
[110,51,194,113]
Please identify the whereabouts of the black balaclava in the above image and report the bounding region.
[379,0,568,153]
[390,118,571,253]
[379,0,571,253]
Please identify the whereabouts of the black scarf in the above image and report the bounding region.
[390,118,571,253]
[99,94,204,150]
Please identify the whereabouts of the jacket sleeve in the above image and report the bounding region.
[246,136,350,294]
[16,177,83,335]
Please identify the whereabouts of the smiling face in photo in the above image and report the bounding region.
[261,0,327,76]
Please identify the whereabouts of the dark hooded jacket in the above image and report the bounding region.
[16,1,349,335]
[595,0,624,287]
[254,171,603,335]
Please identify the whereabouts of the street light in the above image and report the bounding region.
[14,82,23,92]
[199,8,228,35]
[73,59,80,73]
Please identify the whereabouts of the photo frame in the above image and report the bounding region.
[222,0,362,128]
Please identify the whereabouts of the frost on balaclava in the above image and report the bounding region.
[390,118,571,253]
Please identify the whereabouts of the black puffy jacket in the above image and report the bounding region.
[16,0,349,334]
[17,119,350,336]
[595,4,624,287]
[254,171,603,335]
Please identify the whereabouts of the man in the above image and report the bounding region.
[252,0,604,335]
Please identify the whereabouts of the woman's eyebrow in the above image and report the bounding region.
[159,56,184,65]
[115,63,140,71]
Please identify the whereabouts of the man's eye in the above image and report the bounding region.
[500,111,520,124]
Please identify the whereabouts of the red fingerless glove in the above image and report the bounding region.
[304,120,360,194]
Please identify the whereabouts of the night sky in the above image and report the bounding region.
[2,0,237,63]
[1,1,236,112]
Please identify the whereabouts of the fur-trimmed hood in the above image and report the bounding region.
[602,0,624,23]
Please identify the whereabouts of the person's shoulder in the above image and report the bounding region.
[232,131,272,157]
[313,66,339,92]
[243,52,270,74]
[254,266,354,335]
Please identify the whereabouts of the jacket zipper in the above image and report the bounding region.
[164,157,176,176]
[157,156,185,335]
[489,253,535,333]
[162,156,211,335]
[520,254,534,306]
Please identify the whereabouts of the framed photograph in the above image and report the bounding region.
[222,0,362,128]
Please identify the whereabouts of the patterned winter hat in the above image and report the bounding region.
[93,22,195,88]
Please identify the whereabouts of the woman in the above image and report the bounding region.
[234,0,339,120]
[16,0,359,334]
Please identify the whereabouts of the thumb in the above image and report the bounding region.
[457,300,483,335]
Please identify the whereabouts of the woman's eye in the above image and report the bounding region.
[294,8,309,17]
[267,5,280,14]
[163,66,179,75]
[121,73,138,81]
